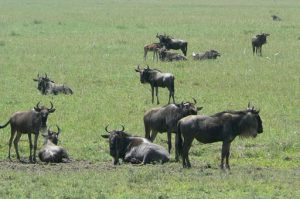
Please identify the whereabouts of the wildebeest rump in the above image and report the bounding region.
[0,102,56,162]
[176,103,263,169]
[192,50,221,60]
[144,99,202,157]
[156,34,188,56]
[135,65,175,104]
[101,125,170,165]
[252,33,270,56]
[38,125,69,163]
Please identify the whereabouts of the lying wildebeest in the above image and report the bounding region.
[176,103,263,169]
[38,125,69,163]
[156,33,188,56]
[144,43,163,61]
[158,48,187,61]
[144,99,203,158]
[192,50,221,60]
[271,15,282,21]
[135,65,175,104]
[101,125,170,165]
[0,102,56,162]
[252,33,270,56]
[33,74,73,95]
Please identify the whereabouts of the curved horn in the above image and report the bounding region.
[147,65,150,69]
[35,101,41,110]
[247,102,251,109]
[120,125,125,132]
[105,125,110,133]
[49,101,54,110]
[45,73,47,78]
[192,98,197,104]
[56,125,61,135]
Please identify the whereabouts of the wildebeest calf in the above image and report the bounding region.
[102,125,170,165]
[39,126,69,163]
[252,33,270,56]
[192,50,221,60]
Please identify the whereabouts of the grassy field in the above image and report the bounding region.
[0,0,299,198]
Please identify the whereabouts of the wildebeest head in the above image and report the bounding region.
[256,33,270,45]
[33,102,56,127]
[33,73,55,94]
[135,65,156,84]
[102,125,128,164]
[44,125,61,145]
[178,98,203,116]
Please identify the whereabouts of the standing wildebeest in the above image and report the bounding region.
[176,103,263,169]
[192,50,221,60]
[144,99,203,157]
[39,125,69,163]
[144,43,163,61]
[156,34,188,56]
[33,74,73,95]
[158,48,187,62]
[252,33,270,56]
[101,125,170,165]
[0,102,56,162]
[135,65,175,104]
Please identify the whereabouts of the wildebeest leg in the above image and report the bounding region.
[28,133,33,162]
[221,141,231,169]
[175,133,179,161]
[167,131,172,153]
[151,86,154,104]
[32,133,39,162]
[182,139,193,168]
[13,132,22,160]
[252,45,255,55]
[144,124,151,140]
[259,47,262,56]
[144,48,148,61]
[8,128,16,160]
[150,130,158,142]
[155,87,159,104]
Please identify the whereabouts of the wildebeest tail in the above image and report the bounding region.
[176,120,183,157]
[0,120,10,129]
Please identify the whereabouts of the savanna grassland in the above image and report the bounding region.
[0,0,299,198]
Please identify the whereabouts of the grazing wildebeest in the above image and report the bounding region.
[135,65,175,104]
[192,50,221,60]
[144,43,163,61]
[33,74,73,95]
[271,15,282,21]
[158,48,187,62]
[101,125,170,165]
[252,33,270,56]
[156,33,188,56]
[144,99,203,158]
[38,125,69,163]
[176,103,263,169]
[0,102,56,162]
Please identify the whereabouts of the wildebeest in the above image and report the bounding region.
[38,125,69,163]
[271,15,282,21]
[192,50,221,60]
[176,103,263,169]
[135,65,175,104]
[0,102,56,162]
[156,34,188,56]
[252,33,270,56]
[144,99,203,158]
[33,74,73,95]
[144,43,163,61]
[101,125,170,165]
[158,48,187,62]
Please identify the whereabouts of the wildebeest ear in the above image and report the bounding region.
[197,107,203,111]
[101,135,109,139]
[48,108,56,113]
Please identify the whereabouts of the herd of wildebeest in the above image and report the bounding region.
[0,29,270,170]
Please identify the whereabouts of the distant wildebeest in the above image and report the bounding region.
[38,125,69,163]
[0,102,56,162]
[135,65,175,104]
[158,48,187,61]
[144,43,163,61]
[33,74,73,95]
[144,99,203,158]
[156,33,188,56]
[271,15,282,21]
[101,125,170,165]
[176,103,263,169]
[192,50,221,60]
[252,33,270,56]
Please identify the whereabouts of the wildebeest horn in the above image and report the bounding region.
[192,98,197,104]
[105,125,110,133]
[120,125,125,132]
[56,125,61,135]
[35,101,41,111]
[49,101,54,110]
[146,65,149,69]
[45,73,48,78]
[247,102,251,109]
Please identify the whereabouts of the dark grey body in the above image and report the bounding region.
[252,33,270,56]
[135,66,175,104]
[102,129,169,165]
[192,50,221,60]
[176,106,263,169]
[157,34,188,56]
[43,81,73,95]
[144,102,202,157]
[159,48,187,61]
[0,103,55,162]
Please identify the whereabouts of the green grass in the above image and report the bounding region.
[0,0,299,198]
